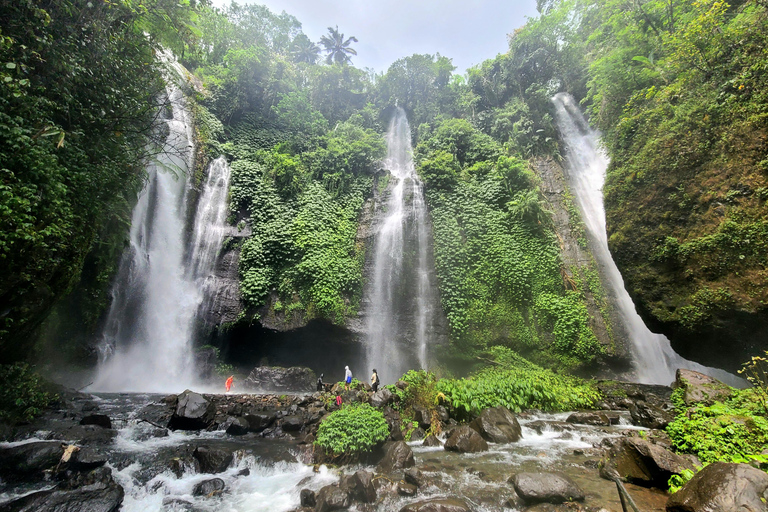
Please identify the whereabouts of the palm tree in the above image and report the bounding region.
[319,26,358,65]
[290,34,320,64]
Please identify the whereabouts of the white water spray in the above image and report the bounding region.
[552,93,738,385]
[364,108,437,381]
[91,78,232,392]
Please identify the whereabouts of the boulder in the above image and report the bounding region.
[510,472,585,505]
[0,467,124,512]
[340,470,376,503]
[377,441,415,473]
[422,435,442,447]
[244,366,316,392]
[566,412,611,426]
[398,482,418,496]
[370,388,394,408]
[192,478,225,497]
[0,440,64,482]
[169,456,200,478]
[169,390,215,430]
[675,369,732,406]
[469,407,522,443]
[525,420,575,435]
[281,415,305,432]
[399,497,471,512]
[444,425,489,453]
[409,428,426,441]
[404,468,423,487]
[300,489,316,507]
[666,462,768,512]
[314,484,350,512]
[413,406,431,430]
[63,425,118,445]
[193,446,233,474]
[71,447,107,471]
[600,437,696,488]
[80,414,112,430]
[222,416,250,436]
[244,412,276,432]
[630,401,674,429]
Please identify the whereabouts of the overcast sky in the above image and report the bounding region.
[215,0,540,75]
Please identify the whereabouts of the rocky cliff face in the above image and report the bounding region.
[534,157,631,369]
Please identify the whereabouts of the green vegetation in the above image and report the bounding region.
[315,403,389,455]
[0,363,56,424]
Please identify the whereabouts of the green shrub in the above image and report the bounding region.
[315,403,389,455]
[0,363,56,423]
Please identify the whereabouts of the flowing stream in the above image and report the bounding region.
[552,93,738,385]
[364,108,438,382]
[91,76,232,392]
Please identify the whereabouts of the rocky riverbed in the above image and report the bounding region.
[0,370,765,512]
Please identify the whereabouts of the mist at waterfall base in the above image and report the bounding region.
[552,93,740,386]
[90,85,232,393]
[363,107,440,382]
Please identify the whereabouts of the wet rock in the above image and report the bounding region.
[436,406,449,423]
[161,498,198,511]
[404,468,423,487]
[469,406,522,443]
[314,484,350,512]
[510,472,585,505]
[600,437,696,488]
[422,435,442,447]
[193,446,233,474]
[399,497,471,512]
[300,489,316,507]
[244,366,316,393]
[63,424,118,445]
[339,470,376,503]
[630,401,674,429]
[675,369,731,406]
[666,462,768,512]
[413,406,431,429]
[398,482,418,496]
[566,412,611,426]
[80,414,112,429]
[377,441,415,473]
[409,428,426,441]
[282,415,305,432]
[222,416,249,436]
[370,388,394,408]
[244,412,276,432]
[169,456,200,478]
[525,420,575,435]
[0,467,124,512]
[192,477,225,496]
[169,390,215,431]
[71,446,107,471]
[444,425,489,453]
[383,407,404,441]
[0,440,64,482]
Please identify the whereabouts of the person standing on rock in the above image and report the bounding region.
[225,375,234,393]
[371,369,380,392]
[344,365,352,391]
[317,373,324,392]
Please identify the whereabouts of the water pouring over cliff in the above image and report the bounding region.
[552,93,738,385]
[91,80,231,392]
[363,108,441,381]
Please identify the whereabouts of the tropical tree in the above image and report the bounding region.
[319,26,358,65]
[290,33,321,64]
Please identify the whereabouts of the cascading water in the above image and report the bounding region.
[552,92,738,385]
[91,77,232,392]
[363,108,439,381]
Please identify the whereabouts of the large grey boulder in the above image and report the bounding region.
[510,472,585,505]
[674,369,732,406]
[630,401,674,429]
[339,470,376,503]
[244,366,316,392]
[377,441,415,473]
[469,406,522,443]
[0,441,64,482]
[600,437,697,488]
[666,462,768,512]
[399,497,471,512]
[192,478,225,496]
[566,411,611,426]
[168,390,215,430]
[192,446,233,474]
[370,388,394,408]
[314,484,350,512]
[444,425,489,453]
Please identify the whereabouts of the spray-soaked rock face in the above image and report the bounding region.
[169,389,215,430]
[243,366,316,392]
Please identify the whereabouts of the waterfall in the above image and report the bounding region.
[91,79,232,392]
[552,92,739,385]
[363,108,437,382]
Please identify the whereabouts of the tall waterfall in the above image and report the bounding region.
[552,93,738,385]
[364,108,438,382]
[91,81,232,393]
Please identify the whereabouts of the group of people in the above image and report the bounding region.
[315,366,380,392]
[224,366,382,394]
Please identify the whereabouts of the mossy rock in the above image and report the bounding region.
[674,369,732,407]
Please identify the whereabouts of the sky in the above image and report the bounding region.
[215,0,540,75]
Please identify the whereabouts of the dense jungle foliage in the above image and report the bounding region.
[3,0,767,379]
